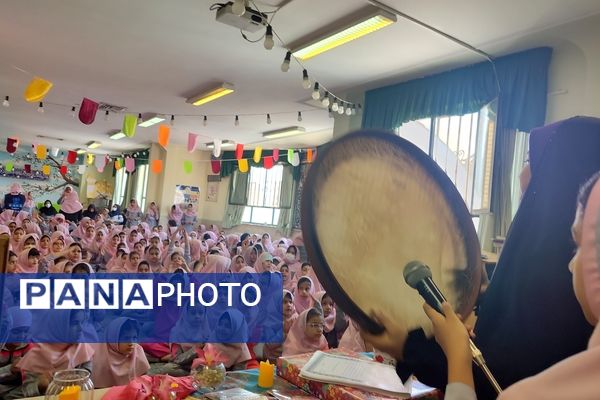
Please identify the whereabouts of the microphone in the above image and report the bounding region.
[403,261,502,394]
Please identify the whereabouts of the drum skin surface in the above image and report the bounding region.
[301,130,481,334]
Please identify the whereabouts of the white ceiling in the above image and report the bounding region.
[1,0,599,153]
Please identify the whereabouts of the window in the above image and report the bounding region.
[132,164,149,210]
[112,168,128,206]
[241,165,284,225]
[397,101,497,214]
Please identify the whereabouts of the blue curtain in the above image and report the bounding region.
[362,47,552,132]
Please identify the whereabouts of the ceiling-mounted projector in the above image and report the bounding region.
[216,2,268,33]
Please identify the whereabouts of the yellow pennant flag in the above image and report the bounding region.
[42,165,51,175]
[36,144,47,160]
[238,158,249,173]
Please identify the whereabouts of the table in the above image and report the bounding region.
[23,387,110,399]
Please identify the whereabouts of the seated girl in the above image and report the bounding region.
[294,276,317,314]
[91,318,149,388]
[338,319,373,353]
[316,292,338,349]
[13,310,95,399]
[282,308,328,357]
[280,264,297,294]
[0,308,34,399]
[194,309,258,371]
[15,248,40,273]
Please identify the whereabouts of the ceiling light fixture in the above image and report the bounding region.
[291,6,396,61]
[109,131,126,140]
[86,141,102,149]
[138,114,165,127]
[264,25,274,50]
[186,83,235,106]
[262,126,306,139]
[206,140,235,149]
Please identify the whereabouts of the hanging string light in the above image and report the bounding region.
[137,113,142,124]
[203,115,207,126]
[170,114,175,126]
[37,102,44,113]
[264,25,274,50]
[345,106,352,116]
[311,83,320,100]
[302,69,311,89]
[321,92,330,107]
[266,113,272,124]
[338,102,345,115]
[331,100,339,112]
[235,115,239,126]
[70,106,76,118]
[280,51,291,72]
[2,96,9,107]
[328,107,333,118]
[297,111,302,122]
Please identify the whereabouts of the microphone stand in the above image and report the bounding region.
[469,340,502,394]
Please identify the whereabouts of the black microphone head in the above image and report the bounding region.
[403,261,432,288]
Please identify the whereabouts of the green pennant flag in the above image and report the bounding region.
[122,114,137,138]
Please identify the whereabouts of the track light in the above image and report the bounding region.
[281,51,291,72]
[2,96,9,107]
[264,25,274,50]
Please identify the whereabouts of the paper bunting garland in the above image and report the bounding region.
[6,137,18,154]
[158,125,170,149]
[78,165,87,174]
[24,164,31,173]
[213,139,222,158]
[5,161,13,172]
[235,144,244,160]
[151,159,163,174]
[42,165,50,175]
[86,153,94,165]
[183,160,193,174]
[60,165,68,175]
[95,154,107,172]
[51,147,60,157]
[291,151,300,167]
[253,146,262,163]
[211,159,221,174]
[78,98,99,125]
[238,159,249,173]
[36,144,47,160]
[272,148,279,162]
[67,150,77,164]
[24,76,53,102]
[122,114,137,138]
[187,133,199,153]
[307,148,314,163]
[287,149,294,164]
[114,159,122,170]
[264,156,274,170]
[125,157,135,173]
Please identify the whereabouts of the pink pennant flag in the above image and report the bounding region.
[211,159,221,174]
[125,157,135,173]
[272,148,279,162]
[95,154,107,172]
[187,133,199,153]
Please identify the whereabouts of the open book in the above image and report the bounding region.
[299,351,410,397]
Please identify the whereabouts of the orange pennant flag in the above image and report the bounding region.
[158,125,170,149]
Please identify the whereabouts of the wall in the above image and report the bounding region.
[144,143,229,227]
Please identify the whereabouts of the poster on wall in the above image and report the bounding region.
[206,181,218,202]
[174,185,200,210]
[0,145,81,204]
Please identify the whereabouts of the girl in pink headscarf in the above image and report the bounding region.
[57,185,83,223]
[197,253,231,274]
[92,318,150,388]
[9,226,25,252]
[52,214,71,236]
[168,204,183,226]
[102,232,122,261]
[125,199,143,228]
[339,319,372,353]
[280,264,297,294]
[315,291,338,349]
[284,245,302,278]
[38,234,51,257]
[15,247,41,273]
[78,225,96,250]
[231,255,254,273]
[144,245,164,273]
[423,173,600,400]
[294,276,317,314]
[71,217,93,239]
[145,201,160,228]
[282,308,328,357]
[181,203,197,234]
[17,309,95,397]
[264,290,298,361]
[261,233,275,254]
